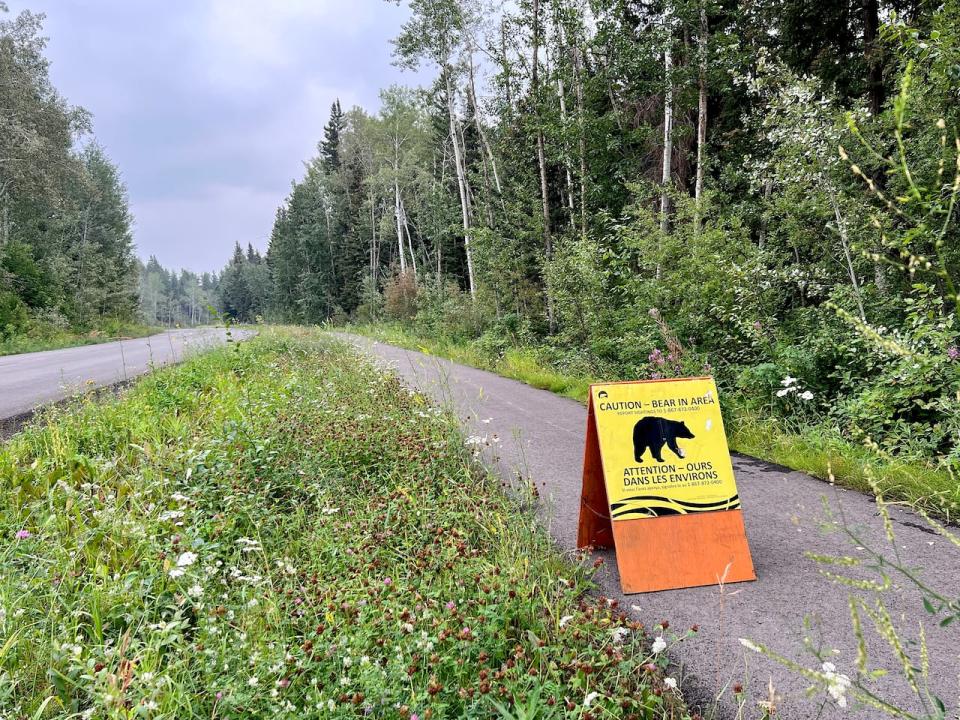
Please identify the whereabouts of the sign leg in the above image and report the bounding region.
[578,397,614,549]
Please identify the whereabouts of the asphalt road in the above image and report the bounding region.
[340,333,959,720]
[0,328,244,421]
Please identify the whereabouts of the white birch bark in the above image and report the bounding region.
[445,68,476,297]
[694,0,707,232]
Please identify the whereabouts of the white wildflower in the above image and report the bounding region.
[799,390,814,401]
[612,627,630,644]
[780,376,797,386]
[168,567,186,579]
[664,677,678,690]
[559,615,574,628]
[187,584,204,598]
[176,552,198,567]
[821,662,851,708]
[583,691,599,707]
[248,676,259,687]
[236,537,261,552]
[652,636,667,654]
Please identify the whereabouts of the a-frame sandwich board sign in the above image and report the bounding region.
[578,377,756,594]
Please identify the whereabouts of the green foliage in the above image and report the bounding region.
[834,286,960,462]
[0,329,693,718]
[138,256,218,327]
[257,2,959,478]
[0,10,139,338]
[1,241,49,307]
[0,290,27,337]
[216,243,269,323]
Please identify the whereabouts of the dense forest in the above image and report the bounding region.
[138,244,269,328]
[4,0,959,468]
[0,4,139,338]
[1,3,273,341]
[260,0,959,468]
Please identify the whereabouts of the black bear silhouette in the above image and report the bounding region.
[632,416,695,463]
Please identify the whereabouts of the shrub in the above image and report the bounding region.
[833,286,960,464]
[412,278,483,341]
[383,270,419,320]
[0,290,28,338]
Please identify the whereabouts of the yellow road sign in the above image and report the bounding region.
[591,377,739,520]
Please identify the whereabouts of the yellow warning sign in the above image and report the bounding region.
[591,377,739,520]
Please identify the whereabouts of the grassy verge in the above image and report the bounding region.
[344,323,958,522]
[0,322,161,356]
[1,327,690,718]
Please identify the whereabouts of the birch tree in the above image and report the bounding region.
[392,0,477,296]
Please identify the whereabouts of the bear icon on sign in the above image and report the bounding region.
[632,416,695,463]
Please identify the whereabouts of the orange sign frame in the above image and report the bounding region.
[577,378,756,594]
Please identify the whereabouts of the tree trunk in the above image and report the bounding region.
[830,190,867,323]
[445,67,476,297]
[532,0,555,332]
[571,42,588,241]
[557,73,575,217]
[369,190,377,284]
[759,177,773,250]
[862,0,889,295]
[465,59,497,227]
[394,174,407,275]
[862,0,884,116]
[400,197,417,276]
[76,208,90,327]
[467,46,502,196]
[501,19,513,114]
[658,24,673,280]
[693,0,708,232]
[549,12,574,221]
[0,182,10,247]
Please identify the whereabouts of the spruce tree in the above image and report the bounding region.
[320,100,345,172]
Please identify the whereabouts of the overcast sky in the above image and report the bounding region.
[9,0,424,273]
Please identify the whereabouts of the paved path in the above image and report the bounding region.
[0,328,245,421]
[341,334,959,719]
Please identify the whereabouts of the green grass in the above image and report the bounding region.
[345,323,959,522]
[0,327,691,718]
[0,322,161,356]
[725,410,959,520]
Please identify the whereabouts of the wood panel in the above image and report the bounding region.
[577,394,614,549]
[611,509,755,593]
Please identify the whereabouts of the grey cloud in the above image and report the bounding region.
[8,0,423,271]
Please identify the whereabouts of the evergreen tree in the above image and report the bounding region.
[320,100,345,172]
